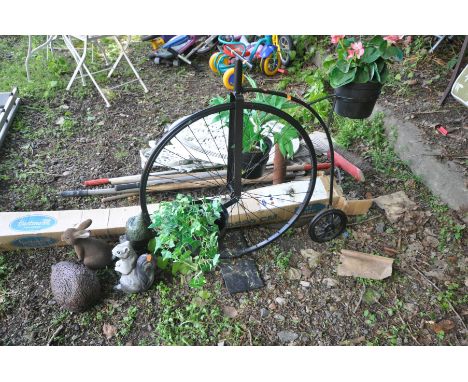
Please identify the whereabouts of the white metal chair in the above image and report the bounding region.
[25,35,59,81]
[62,35,148,107]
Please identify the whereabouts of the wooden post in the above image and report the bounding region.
[272,144,286,184]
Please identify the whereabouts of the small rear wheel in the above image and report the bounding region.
[308,208,347,243]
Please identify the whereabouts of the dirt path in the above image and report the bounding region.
[0,37,466,345]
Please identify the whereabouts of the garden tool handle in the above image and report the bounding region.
[327,151,365,182]
[83,178,110,186]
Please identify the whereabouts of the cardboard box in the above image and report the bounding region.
[0,176,372,251]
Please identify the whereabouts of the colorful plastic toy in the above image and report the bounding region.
[209,35,282,89]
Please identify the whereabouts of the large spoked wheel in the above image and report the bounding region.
[308,208,347,243]
[278,35,294,67]
[140,102,318,258]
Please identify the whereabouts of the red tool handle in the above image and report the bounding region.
[83,178,110,187]
[327,151,365,182]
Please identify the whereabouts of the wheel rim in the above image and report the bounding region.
[278,36,292,65]
[140,102,317,257]
[262,52,280,76]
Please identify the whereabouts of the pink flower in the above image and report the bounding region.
[347,49,355,59]
[331,35,345,44]
[383,35,404,44]
[350,42,365,59]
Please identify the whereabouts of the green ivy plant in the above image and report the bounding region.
[209,76,299,159]
[148,194,222,288]
[325,35,404,88]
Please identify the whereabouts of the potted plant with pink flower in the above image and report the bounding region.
[325,35,404,119]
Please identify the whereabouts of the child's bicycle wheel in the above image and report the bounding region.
[139,102,318,258]
[260,51,281,76]
[209,52,223,73]
[222,67,245,90]
[277,35,294,67]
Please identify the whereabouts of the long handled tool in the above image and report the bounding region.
[62,163,330,198]
[309,132,368,182]
[83,169,179,186]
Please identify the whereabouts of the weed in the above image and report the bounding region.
[118,306,138,339]
[51,310,70,326]
[114,148,129,161]
[0,255,12,315]
[436,330,445,341]
[153,283,242,345]
[78,312,93,327]
[363,309,377,325]
[386,324,407,345]
[436,283,462,312]
[275,251,292,270]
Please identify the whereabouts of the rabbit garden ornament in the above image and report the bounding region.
[61,219,113,270]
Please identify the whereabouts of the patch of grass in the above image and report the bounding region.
[436,283,466,313]
[50,310,70,326]
[114,148,129,161]
[426,195,466,251]
[363,309,377,326]
[386,324,407,346]
[153,283,243,345]
[0,36,72,100]
[118,306,138,341]
[0,255,12,315]
[275,250,292,271]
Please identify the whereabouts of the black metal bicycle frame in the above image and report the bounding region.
[227,60,337,208]
[225,59,245,208]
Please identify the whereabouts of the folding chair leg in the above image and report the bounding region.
[110,36,148,93]
[63,36,86,87]
[25,35,57,82]
[66,37,88,90]
[25,36,33,82]
[80,63,111,107]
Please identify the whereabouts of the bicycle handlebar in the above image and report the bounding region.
[224,46,253,69]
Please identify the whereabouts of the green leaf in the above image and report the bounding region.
[329,66,357,88]
[148,238,156,253]
[383,45,403,61]
[336,59,351,73]
[380,64,389,83]
[355,66,371,83]
[361,47,381,64]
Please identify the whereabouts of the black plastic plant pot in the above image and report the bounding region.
[334,82,382,119]
[241,138,272,179]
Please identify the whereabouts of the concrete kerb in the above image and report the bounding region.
[374,105,468,223]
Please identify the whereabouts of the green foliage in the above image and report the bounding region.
[0,36,73,100]
[325,36,403,88]
[118,306,138,339]
[148,195,222,288]
[154,283,242,345]
[275,250,291,270]
[209,77,299,158]
[291,36,328,62]
[286,67,332,126]
[0,255,11,316]
[363,309,377,325]
[436,283,463,313]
